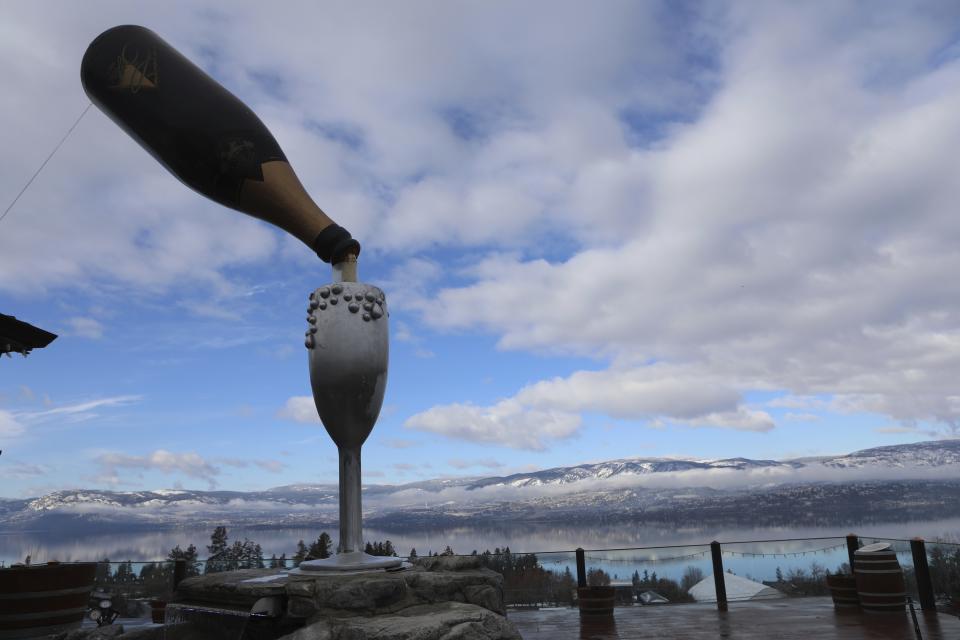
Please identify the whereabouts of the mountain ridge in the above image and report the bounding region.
[2,439,959,532]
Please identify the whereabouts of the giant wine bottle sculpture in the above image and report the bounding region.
[81,25,359,265]
[83,26,399,571]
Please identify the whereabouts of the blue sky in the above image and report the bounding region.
[3,1,960,498]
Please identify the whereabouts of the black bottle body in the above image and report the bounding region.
[81,25,358,263]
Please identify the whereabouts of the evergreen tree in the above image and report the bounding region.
[558,567,576,605]
[776,566,784,582]
[207,526,228,556]
[227,539,264,569]
[293,540,308,567]
[586,567,611,587]
[168,544,200,577]
[318,532,332,559]
[115,560,135,584]
[205,526,229,574]
[408,548,418,560]
[95,559,111,584]
[680,566,704,592]
[307,532,332,560]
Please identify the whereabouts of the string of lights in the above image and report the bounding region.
[583,550,709,564]
[581,542,853,564]
[721,542,847,558]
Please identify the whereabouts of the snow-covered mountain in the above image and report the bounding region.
[2,440,959,531]
[817,440,960,468]
[451,440,960,490]
[464,455,801,490]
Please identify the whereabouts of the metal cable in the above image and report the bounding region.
[0,103,92,226]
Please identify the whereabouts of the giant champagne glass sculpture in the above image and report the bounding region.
[82,26,399,571]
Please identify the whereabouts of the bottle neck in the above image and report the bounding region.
[332,256,358,283]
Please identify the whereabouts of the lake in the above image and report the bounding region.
[3,517,958,585]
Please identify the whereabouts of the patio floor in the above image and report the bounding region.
[507,597,960,639]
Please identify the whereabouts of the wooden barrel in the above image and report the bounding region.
[854,543,906,613]
[825,574,859,608]
[151,599,167,624]
[578,586,614,617]
[0,562,97,638]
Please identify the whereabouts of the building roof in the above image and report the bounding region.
[0,313,57,357]
[639,590,669,604]
[688,573,785,602]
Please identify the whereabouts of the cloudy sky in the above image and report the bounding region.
[2,1,960,498]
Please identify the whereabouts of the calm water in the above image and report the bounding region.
[3,518,959,584]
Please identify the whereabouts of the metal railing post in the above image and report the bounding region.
[575,547,586,588]
[846,533,860,574]
[710,541,728,612]
[173,559,186,590]
[910,538,935,611]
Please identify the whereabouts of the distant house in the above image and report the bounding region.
[688,573,786,602]
[639,590,669,605]
[608,580,635,605]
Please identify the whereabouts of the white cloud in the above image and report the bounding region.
[448,458,505,470]
[398,4,960,440]
[3,2,960,465]
[276,396,320,424]
[0,1,692,299]
[768,396,829,410]
[514,365,751,423]
[0,462,48,479]
[875,426,919,435]
[406,399,581,450]
[394,322,417,343]
[24,395,140,421]
[784,413,820,423]
[393,321,435,358]
[675,408,774,432]
[219,458,286,473]
[64,317,104,339]
[382,438,418,449]
[406,364,773,446]
[0,410,25,438]
[95,449,221,488]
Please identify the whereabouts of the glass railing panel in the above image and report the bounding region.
[92,560,176,619]
[582,545,712,606]
[501,550,578,608]
[925,539,960,608]
[719,538,847,601]
[424,549,579,608]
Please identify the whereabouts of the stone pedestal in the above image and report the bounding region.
[172,556,520,640]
